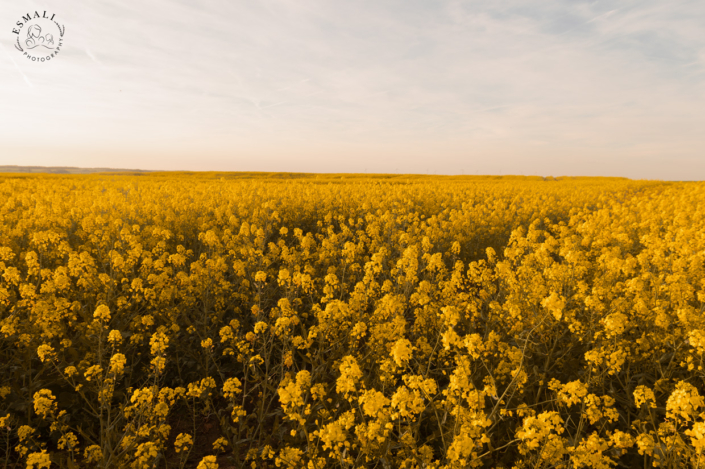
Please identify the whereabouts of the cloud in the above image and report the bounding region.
[0,42,33,87]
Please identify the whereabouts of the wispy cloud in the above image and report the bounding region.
[84,48,105,68]
[0,42,33,87]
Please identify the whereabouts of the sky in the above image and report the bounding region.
[0,0,704,180]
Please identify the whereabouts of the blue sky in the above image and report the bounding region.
[1,0,704,179]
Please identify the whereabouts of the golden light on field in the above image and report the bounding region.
[0,173,704,468]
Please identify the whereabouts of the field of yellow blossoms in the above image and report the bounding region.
[0,172,704,469]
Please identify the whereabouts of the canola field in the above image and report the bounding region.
[0,173,704,469]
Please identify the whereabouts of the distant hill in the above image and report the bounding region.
[0,165,156,174]
[0,167,641,182]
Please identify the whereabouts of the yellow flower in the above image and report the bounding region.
[197,455,219,469]
[283,351,293,368]
[134,442,158,466]
[390,338,413,367]
[541,292,565,321]
[685,421,705,453]
[254,271,267,283]
[319,421,347,452]
[359,389,389,418]
[93,304,111,322]
[278,370,311,411]
[36,344,55,363]
[26,450,51,469]
[84,365,103,382]
[351,321,367,339]
[219,326,235,343]
[633,385,656,408]
[688,329,705,354]
[58,432,79,451]
[201,338,214,350]
[275,447,303,468]
[18,425,34,442]
[336,356,362,396]
[635,434,654,456]
[187,377,216,398]
[223,378,242,399]
[666,381,704,421]
[517,411,564,451]
[557,380,588,407]
[33,389,56,419]
[212,437,229,451]
[149,331,169,355]
[174,433,193,453]
[83,444,103,463]
[610,430,634,450]
[109,353,127,375]
[151,356,167,373]
[107,330,123,345]
[603,312,628,337]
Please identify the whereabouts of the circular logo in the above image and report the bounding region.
[12,11,65,62]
